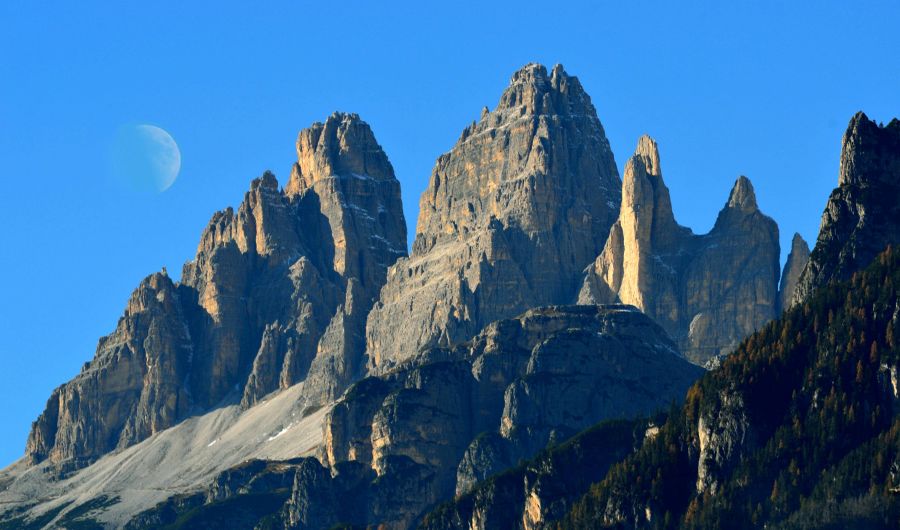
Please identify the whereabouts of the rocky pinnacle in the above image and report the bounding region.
[365,63,621,373]
[579,137,781,365]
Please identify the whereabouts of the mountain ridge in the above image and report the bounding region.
[4,65,893,530]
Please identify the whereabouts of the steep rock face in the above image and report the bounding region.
[694,389,754,495]
[286,113,407,407]
[578,136,781,365]
[777,233,810,312]
[291,306,701,528]
[26,272,193,466]
[366,63,621,373]
[123,458,303,529]
[25,113,406,468]
[557,248,900,530]
[791,112,900,305]
[419,419,643,530]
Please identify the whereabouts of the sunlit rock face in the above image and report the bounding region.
[366,63,621,374]
[579,136,781,366]
[791,112,900,306]
[25,113,406,469]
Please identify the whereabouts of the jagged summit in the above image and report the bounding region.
[778,232,810,311]
[413,61,617,255]
[621,134,681,240]
[726,175,758,211]
[23,112,408,470]
[792,111,900,305]
[493,62,593,117]
[634,134,661,170]
[252,169,279,190]
[286,112,397,196]
[367,62,621,373]
[580,136,780,365]
[839,111,900,186]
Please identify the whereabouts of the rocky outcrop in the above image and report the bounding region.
[365,63,621,373]
[555,242,900,530]
[25,113,406,468]
[578,136,781,365]
[791,112,900,305]
[419,419,642,530]
[124,458,303,529]
[26,272,193,466]
[777,233,810,312]
[694,389,754,495]
[299,305,701,528]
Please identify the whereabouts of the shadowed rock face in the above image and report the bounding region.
[293,305,701,529]
[25,113,406,468]
[791,112,900,306]
[579,136,781,366]
[121,306,700,529]
[777,233,810,312]
[366,63,621,374]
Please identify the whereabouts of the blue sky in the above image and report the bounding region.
[0,1,897,467]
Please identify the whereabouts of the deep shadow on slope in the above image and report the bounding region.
[557,246,900,529]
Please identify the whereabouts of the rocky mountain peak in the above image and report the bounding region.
[726,175,758,212]
[634,135,661,173]
[621,135,678,238]
[493,62,594,119]
[23,113,408,470]
[412,62,618,255]
[839,111,900,187]
[282,113,406,282]
[791,112,900,305]
[496,63,551,112]
[252,170,280,191]
[580,138,780,365]
[368,63,620,373]
[285,112,396,196]
[778,232,810,312]
[789,231,809,253]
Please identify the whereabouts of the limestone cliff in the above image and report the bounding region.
[25,272,194,467]
[25,113,406,468]
[791,112,900,305]
[578,136,781,365]
[299,306,700,528]
[365,63,621,373]
[777,233,810,312]
[128,305,700,529]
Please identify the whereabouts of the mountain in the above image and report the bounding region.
[366,63,622,374]
[777,233,810,312]
[124,305,700,529]
[791,112,900,306]
[24,112,406,470]
[559,245,900,529]
[8,64,868,530]
[418,417,648,530]
[415,111,900,530]
[578,136,781,365]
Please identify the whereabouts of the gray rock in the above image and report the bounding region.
[777,233,810,312]
[25,113,407,469]
[695,389,755,495]
[365,63,621,374]
[313,305,701,528]
[791,112,900,305]
[26,272,193,466]
[578,136,781,365]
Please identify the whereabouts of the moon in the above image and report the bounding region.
[111,124,181,192]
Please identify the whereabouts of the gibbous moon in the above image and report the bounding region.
[111,124,181,192]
